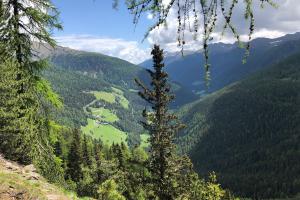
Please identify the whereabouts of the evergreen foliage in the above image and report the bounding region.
[66,129,83,183]
[2,1,294,199]
[135,45,227,200]
[0,58,37,163]
[0,0,64,183]
[177,52,300,199]
[98,179,126,200]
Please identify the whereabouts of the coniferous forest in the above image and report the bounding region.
[0,0,300,200]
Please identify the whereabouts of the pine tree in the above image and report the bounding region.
[67,129,83,183]
[97,179,126,200]
[0,0,62,64]
[0,58,38,163]
[0,0,63,182]
[93,139,104,183]
[82,134,92,167]
[135,45,192,199]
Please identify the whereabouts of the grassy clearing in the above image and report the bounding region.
[129,89,139,93]
[81,118,127,145]
[140,133,150,148]
[90,90,129,109]
[90,107,119,123]
[116,94,129,109]
[91,91,116,103]
[111,87,123,95]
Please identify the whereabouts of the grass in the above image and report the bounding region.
[84,89,129,145]
[90,90,129,109]
[90,107,119,123]
[91,91,116,103]
[0,172,45,199]
[129,89,139,93]
[0,171,87,200]
[111,87,123,95]
[140,133,150,148]
[116,94,129,109]
[81,118,127,145]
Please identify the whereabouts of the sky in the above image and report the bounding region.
[52,0,300,64]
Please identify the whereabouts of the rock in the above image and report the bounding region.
[23,164,37,173]
[5,162,20,172]
[26,173,40,181]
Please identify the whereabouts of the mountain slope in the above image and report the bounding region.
[50,51,143,89]
[42,46,197,146]
[140,33,300,95]
[177,53,300,199]
[43,53,145,146]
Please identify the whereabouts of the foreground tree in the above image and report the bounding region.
[0,58,38,163]
[0,0,62,63]
[0,0,64,182]
[136,45,196,199]
[66,129,83,183]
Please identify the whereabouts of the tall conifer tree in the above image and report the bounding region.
[136,45,193,199]
[0,0,63,177]
[82,134,92,167]
[67,129,83,183]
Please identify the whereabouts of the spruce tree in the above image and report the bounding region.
[67,129,83,183]
[0,0,63,182]
[0,0,62,64]
[0,58,37,163]
[135,45,192,199]
[82,134,92,167]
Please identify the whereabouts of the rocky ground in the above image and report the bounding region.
[0,154,79,200]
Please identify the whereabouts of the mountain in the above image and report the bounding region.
[40,46,148,146]
[139,50,195,69]
[176,52,300,199]
[140,32,300,95]
[40,45,197,146]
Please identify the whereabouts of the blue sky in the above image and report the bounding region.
[52,0,154,63]
[51,0,300,64]
[52,0,150,42]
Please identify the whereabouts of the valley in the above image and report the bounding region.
[1,0,299,199]
[40,33,300,199]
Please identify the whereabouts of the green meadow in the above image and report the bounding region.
[90,88,129,109]
[90,107,119,123]
[81,118,127,145]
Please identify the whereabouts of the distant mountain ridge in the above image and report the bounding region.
[140,32,300,95]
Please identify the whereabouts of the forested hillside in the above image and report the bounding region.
[177,53,300,199]
[41,49,145,147]
[42,46,197,146]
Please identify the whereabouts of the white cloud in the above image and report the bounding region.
[147,13,154,20]
[146,0,300,52]
[55,35,150,64]
[55,0,300,63]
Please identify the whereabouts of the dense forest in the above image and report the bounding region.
[177,53,300,199]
